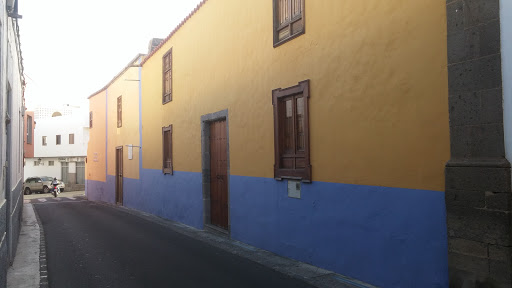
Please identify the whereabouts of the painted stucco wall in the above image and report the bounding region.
[24,157,62,179]
[86,91,107,183]
[34,113,89,158]
[141,0,449,191]
[23,111,34,158]
[106,63,141,180]
[502,0,512,163]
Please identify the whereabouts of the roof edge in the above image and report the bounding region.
[140,0,208,66]
[87,53,146,99]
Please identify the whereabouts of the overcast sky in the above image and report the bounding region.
[19,0,203,110]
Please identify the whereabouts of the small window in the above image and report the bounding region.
[117,96,122,127]
[34,161,39,166]
[27,115,32,144]
[162,125,173,174]
[162,49,172,104]
[42,136,47,146]
[272,80,311,181]
[273,0,305,47]
[89,111,93,128]
[56,135,61,145]
[69,134,74,144]
[48,161,54,166]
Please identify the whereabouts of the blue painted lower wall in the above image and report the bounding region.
[230,176,448,288]
[87,171,448,288]
[86,179,114,204]
[124,170,203,229]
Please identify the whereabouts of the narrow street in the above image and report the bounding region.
[33,200,314,288]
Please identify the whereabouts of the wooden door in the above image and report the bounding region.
[210,120,228,229]
[115,147,123,205]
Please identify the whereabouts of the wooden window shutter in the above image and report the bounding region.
[162,125,173,174]
[272,80,311,181]
[162,49,172,104]
[117,96,122,128]
[273,0,305,47]
[89,111,93,128]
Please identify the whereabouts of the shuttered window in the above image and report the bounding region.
[162,49,172,104]
[272,80,311,181]
[56,135,61,145]
[273,0,305,47]
[69,134,74,144]
[117,96,122,128]
[27,115,32,144]
[162,125,173,174]
[42,136,47,146]
[89,111,93,128]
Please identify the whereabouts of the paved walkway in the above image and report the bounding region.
[7,193,377,288]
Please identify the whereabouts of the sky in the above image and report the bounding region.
[19,0,203,110]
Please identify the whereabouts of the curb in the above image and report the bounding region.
[33,206,49,288]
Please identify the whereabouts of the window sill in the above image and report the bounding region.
[273,30,305,48]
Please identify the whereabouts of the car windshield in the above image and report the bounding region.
[41,177,53,181]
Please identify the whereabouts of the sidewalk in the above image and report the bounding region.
[6,204,40,288]
[8,194,377,288]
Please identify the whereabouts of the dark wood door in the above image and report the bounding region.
[210,120,228,229]
[115,147,123,205]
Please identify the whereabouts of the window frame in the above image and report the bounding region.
[117,96,122,128]
[273,0,306,47]
[162,125,173,175]
[27,115,32,144]
[56,135,61,145]
[89,111,93,128]
[162,48,173,104]
[48,161,54,166]
[69,133,75,144]
[272,79,311,182]
[42,136,47,146]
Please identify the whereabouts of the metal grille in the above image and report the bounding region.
[76,161,85,185]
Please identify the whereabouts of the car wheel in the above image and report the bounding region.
[24,188,31,195]
[43,186,49,193]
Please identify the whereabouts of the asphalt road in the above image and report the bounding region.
[34,201,314,288]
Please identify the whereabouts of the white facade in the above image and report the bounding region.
[24,106,89,186]
[33,104,75,120]
[0,0,26,280]
[34,113,89,157]
[23,157,61,179]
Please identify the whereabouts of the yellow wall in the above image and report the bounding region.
[141,0,449,191]
[106,62,141,179]
[86,90,107,182]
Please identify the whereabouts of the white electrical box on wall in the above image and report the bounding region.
[288,180,301,199]
[128,145,133,160]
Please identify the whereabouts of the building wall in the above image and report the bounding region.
[0,2,25,285]
[126,1,451,287]
[106,62,141,181]
[34,113,88,158]
[24,157,63,180]
[86,90,107,200]
[23,111,34,158]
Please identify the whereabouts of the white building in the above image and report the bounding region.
[0,0,25,283]
[24,106,89,190]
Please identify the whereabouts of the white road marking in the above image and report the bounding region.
[37,199,47,202]
[67,197,76,200]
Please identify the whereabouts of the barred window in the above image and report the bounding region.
[162,125,173,174]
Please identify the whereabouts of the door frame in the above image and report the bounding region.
[115,146,123,205]
[201,109,230,234]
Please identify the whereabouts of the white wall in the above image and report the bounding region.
[24,157,62,180]
[34,109,89,158]
[502,1,512,163]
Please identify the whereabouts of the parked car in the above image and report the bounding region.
[23,176,65,195]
